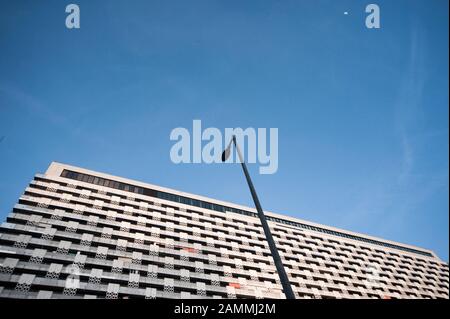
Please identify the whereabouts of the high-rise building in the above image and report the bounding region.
[0,162,448,299]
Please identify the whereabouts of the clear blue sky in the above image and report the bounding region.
[0,0,448,261]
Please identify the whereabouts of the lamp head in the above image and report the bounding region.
[221,136,235,162]
[221,147,230,162]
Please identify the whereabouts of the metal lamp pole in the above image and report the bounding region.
[221,135,296,299]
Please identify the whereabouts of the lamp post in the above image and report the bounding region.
[221,135,296,299]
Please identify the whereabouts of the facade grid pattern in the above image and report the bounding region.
[0,162,448,299]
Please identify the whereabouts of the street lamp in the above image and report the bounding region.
[221,135,296,299]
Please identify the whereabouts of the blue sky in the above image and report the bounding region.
[0,0,448,261]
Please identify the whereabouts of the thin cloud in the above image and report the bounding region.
[341,24,447,240]
[0,83,110,148]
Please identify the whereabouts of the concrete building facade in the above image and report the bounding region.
[0,162,448,299]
